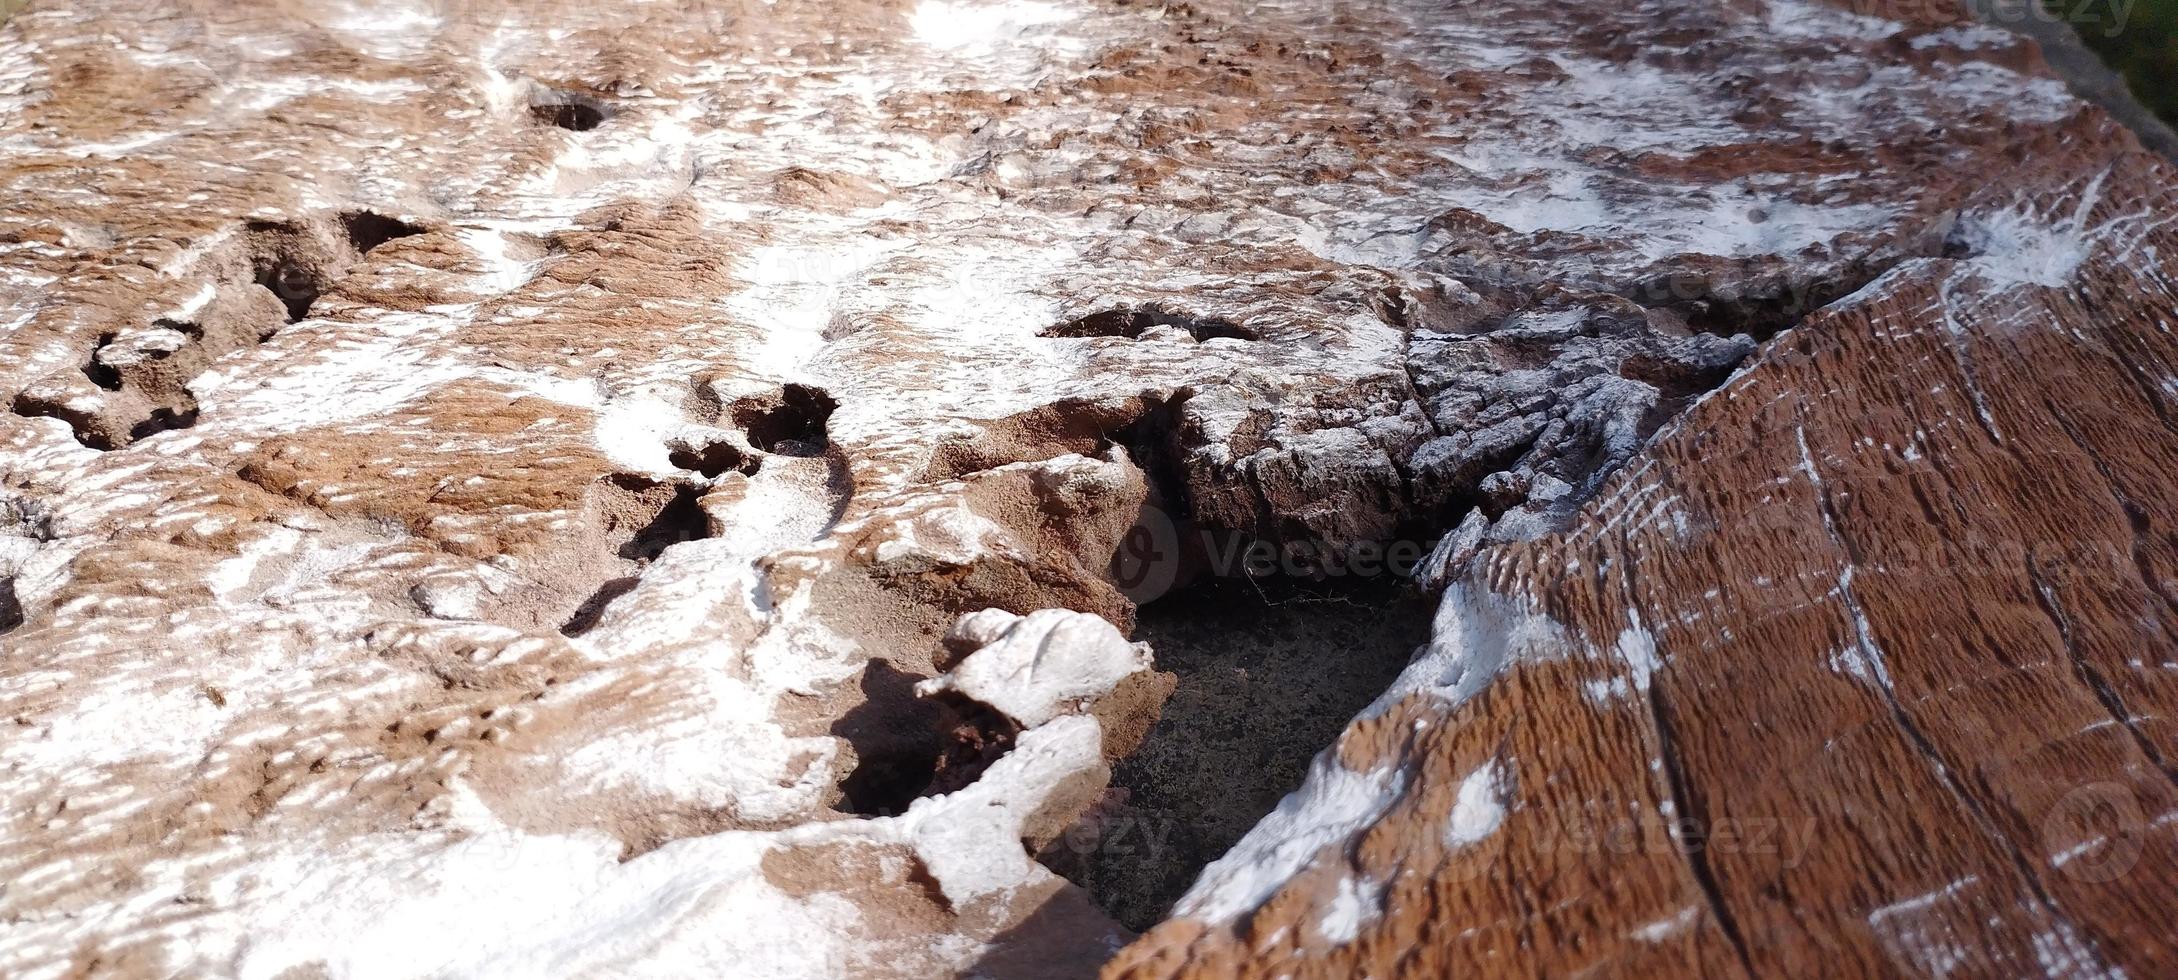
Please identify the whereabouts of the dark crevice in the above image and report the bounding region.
[558,575,639,637]
[820,451,857,529]
[1617,349,1742,404]
[340,210,425,254]
[11,212,392,451]
[11,391,121,451]
[612,480,707,562]
[1043,304,1259,342]
[1797,407,2084,936]
[2040,397,2178,631]
[1397,359,1446,439]
[925,696,1020,796]
[0,577,21,634]
[1102,388,1435,586]
[244,218,337,324]
[1449,430,1547,524]
[81,332,122,391]
[1940,219,1986,259]
[530,90,611,131]
[1634,256,1899,341]
[1035,575,1433,931]
[668,440,758,479]
[0,498,49,635]
[835,745,940,816]
[253,259,322,323]
[537,475,716,634]
[2024,560,2178,794]
[128,402,199,442]
[729,384,836,456]
[1369,283,1414,332]
[1646,680,1759,976]
[533,102,607,132]
[1104,395,1191,522]
[832,661,1020,816]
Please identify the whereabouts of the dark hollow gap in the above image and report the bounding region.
[530,93,610,132]
[1940,223,1985,259]
[1106,396,1193,522]
[340,211,425,254]
[559,575,639,637]
[1635,258,1899,342]
[830,661,1022,816]
[82,332,122,391]
[0,577,21,634]
[835,745,939,817]
[615,482,708,562]
[1616,349,1742,403]
[836,707,1023,817]
[128,403,199,442]
[923,696,1023,797]
[1044,308,1149,339]
[253,259,322,323]
[1035,574,1436,931]
[668,441,757,479]
[820,452,857,529]
[731,384,837,456]
[10,392,119,451]
[537,476,718,635]
[1042,304,1258,342]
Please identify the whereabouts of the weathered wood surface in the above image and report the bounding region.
[1111,144,2178,976]
[1,0,2173,976]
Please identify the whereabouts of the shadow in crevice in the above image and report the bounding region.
[730,383,837,456]
[558,575,638,637]
[81,332,123,391]
[10,210,431,451]
[830,659,1023,817]
[1036,574,1435,932]
[340,210,425,254]
[831,660,947,816]
[0,577,22,634]
[667,439,758,479]
[1631,250,1910,342]
[539,475,710,634]
[246,219,335,324]
[129,403,199,442]
[613,481,707,562]
[530,90,611,131]
[1043,304,1259,342]
[962,878,1144,979]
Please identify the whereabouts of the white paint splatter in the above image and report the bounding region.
[1445,759,1508,847]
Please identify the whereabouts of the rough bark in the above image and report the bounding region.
[1,0,2173,976]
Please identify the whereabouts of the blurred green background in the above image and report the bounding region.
[2054,0,2178,125]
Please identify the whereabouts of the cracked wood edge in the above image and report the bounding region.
[1110,138,2178,979]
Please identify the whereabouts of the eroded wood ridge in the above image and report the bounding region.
[1,0,2173,976]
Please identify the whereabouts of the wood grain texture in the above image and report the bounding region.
[1111,134,2178,979]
